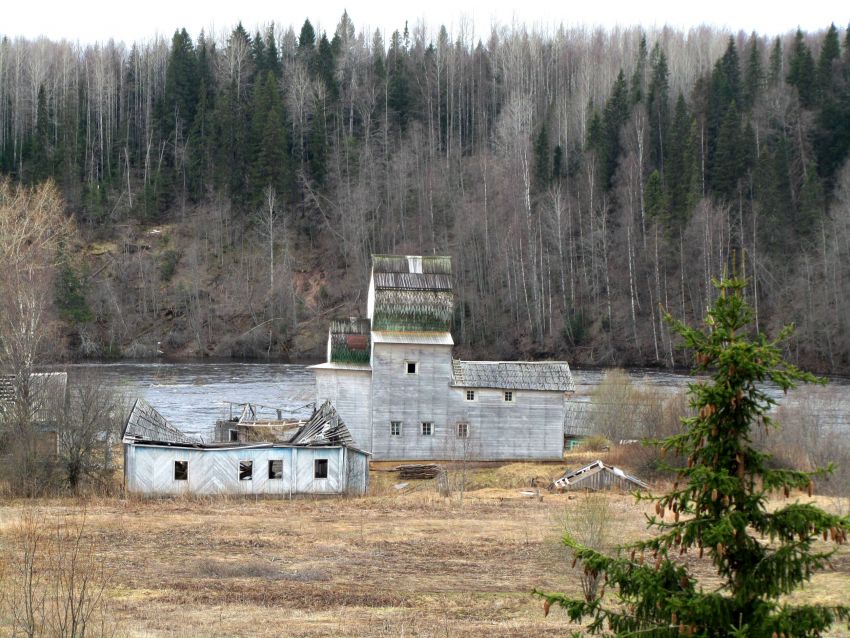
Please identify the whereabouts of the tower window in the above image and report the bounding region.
[406,361,418,374]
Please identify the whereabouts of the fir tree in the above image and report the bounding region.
[647,43,670,172]
[538,276,850,638]
[767,37,783,87]
[161,29,199,138]
[630,35,648,104]
[742,34,763,111]
[665,94,693,226]
[31,85,52,182]
[711,100,744,200]
[815,24,840,102]
[787,29,816,108]
[534,120,551,191]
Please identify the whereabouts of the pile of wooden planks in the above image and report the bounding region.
[395,464,443,480]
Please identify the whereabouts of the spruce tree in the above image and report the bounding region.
[787,29,816,108]
[742,34,763,111]
[647,43,670,172]
[538,277,850,637]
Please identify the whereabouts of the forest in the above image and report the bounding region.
[0,15,849,371]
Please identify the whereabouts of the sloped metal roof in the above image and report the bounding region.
[372,331,454,345]
[451,360,575,392]
[310,362,372,371]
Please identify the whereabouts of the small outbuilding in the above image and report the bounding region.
[123,399,369,497]
[551,459,648,492]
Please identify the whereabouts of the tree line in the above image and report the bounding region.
[0,16,849,371]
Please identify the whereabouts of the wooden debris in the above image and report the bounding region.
[395,464,443,480]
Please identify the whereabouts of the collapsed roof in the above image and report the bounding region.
[123,398,357,449]
[123,398,198,445]
[552,459,648,490]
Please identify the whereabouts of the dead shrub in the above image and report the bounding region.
[0,507,117,637]
[761,385,850,496]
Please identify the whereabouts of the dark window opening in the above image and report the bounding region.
[391,421,401,436]
[466,390,475,401]
[268,459,283,479]
[239,460,253,481]
[504,391,513,402]
[421,422,433,436]
[406,361,417,374]
[174,460,188,481]
[314,459,328,479]
[229,429,239,442]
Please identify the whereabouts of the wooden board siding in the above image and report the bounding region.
[367,342,565,461]
[370,342,453,460]
[448,388,565,461]
[314,368,372,451]
[124,445,368,496]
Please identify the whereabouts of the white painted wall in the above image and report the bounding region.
[124,445,368,496]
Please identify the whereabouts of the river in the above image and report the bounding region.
[62,362,850,441]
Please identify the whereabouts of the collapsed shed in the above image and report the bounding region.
[551,460,648,492]
[123,398,369,497]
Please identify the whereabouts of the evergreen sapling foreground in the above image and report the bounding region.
[537,277,850,637]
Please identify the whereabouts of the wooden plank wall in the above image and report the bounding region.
[125,445,368,496]
[314,369,372,450]
[369,342,565,461]
[370,343,453,460]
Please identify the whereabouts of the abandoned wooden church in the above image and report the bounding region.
[312,255,575,461]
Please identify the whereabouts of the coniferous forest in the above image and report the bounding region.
[1,15,849,371]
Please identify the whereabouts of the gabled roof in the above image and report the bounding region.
[451,360,575,392]
[552,460,648,490]
[370,255,454,332]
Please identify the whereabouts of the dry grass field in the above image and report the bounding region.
[0,458,848,637]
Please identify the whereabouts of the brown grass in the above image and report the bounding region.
[0,463,847,637]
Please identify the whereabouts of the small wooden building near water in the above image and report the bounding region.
[122,399,369,497]
[551,460,648,491]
